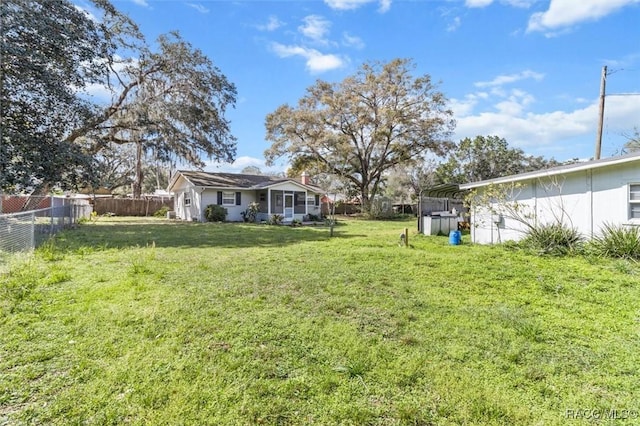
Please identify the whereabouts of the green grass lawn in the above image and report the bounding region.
[1,217,639,425]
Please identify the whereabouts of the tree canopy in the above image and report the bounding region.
[435,135,561,184]
[1,0,237,195]
[265,58,455,213]
[0,0,107,191]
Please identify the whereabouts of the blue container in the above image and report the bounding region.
[449,230,461,245]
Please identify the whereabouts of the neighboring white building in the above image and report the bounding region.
[460,152,640,244]
[167,171,324,222]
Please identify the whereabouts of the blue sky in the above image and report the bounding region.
[92,0,639,173]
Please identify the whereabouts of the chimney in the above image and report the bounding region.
[301,171,310,185]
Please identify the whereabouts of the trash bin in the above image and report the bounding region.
[449,230,461,245]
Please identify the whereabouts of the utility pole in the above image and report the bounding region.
[595,66,607,160]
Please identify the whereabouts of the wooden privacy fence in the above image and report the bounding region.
[93,198,174,216]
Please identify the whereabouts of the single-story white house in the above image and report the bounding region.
[460,152,640,244]
[167,171,324,222]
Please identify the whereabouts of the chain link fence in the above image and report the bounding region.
[0,199,92,258]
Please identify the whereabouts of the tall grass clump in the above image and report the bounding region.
[590,223,640,260]
[520,223,583,256]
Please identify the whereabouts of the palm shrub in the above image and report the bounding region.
[521,223,583,256]
[204,204,227,222]
[589,223,640,260]
[268,214,283,225]
[240,202,260,222]
[153,206,170,217]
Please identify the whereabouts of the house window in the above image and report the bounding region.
[306,196,315,206]
[184,196,191,207]
[222,191,235,205]
[630,184,640,219]
[259,193,266,202]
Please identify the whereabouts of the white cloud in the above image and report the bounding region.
[324,0,392,12]
[299,15,331,44]
[527,0,640,33]
[187,3,209,14]
[465,0,493,7]
[131,0,149,7]
[378,0,392,13]
[602,52,640,68]
[505,0,537,6]
[494,90,535,115]
[307,54,344,73]
[475,70,544,88]
[343,32,365,49]
[271,43,345,73]
[451,86,640,157]
[447,16,462,32]
[258,15,284,32]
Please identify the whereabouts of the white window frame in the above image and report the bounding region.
[184,195,191,207]
[222,191,235,206]
[629,184,640,220]
[306,195,315,207]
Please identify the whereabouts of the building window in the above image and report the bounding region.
[630,184,640,219]
[184,196,191,207]
[222,191,235,205]
[306,196,315,206]
[259,193,266,202]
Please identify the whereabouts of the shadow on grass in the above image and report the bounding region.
[52,220,358,252]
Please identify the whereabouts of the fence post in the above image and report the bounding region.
[30,212,35,250]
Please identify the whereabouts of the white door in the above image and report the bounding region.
[284,194,294,220]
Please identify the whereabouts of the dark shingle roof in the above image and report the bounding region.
[177,171,286,188]
[173,170,323,193]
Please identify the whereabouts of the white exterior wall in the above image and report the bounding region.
[171,176,199,221]
[168,174,323,222]
[470,162,640,244]
[200,189,257,222]
[591,162,640,234]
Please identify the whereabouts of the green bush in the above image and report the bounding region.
[521,223,582,256]
[204,204,227,222]
[153,206,170,217]
[589,223,640,260]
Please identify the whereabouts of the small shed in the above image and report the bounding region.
[417,184,468,235]
[460,152,640,244]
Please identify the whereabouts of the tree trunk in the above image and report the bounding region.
[360,195,372,216]
[133,140,143,199]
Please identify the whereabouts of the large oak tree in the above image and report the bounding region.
[1,0,236,197]
[264,59,455,214]
[0,0,107,191]
[435,135,562,184]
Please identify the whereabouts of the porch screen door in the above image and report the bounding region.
[284,194,294,220]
